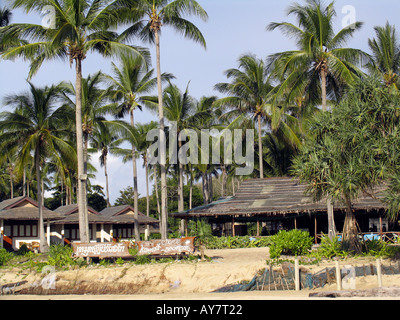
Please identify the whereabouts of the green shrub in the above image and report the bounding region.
[269,230,313,258]
[315,235,348,259]
[364,239,400,258]
[135,255,150,265]
[0,248,13,266]
[47,245,75,267]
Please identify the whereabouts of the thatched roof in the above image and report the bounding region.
[52,204,159,225]
[53,204,113,225]
[0,196,64,221]
[0,207,65,221]
[54,204,100,216]
[0,196,39,211]
[170,177,387,219]
[100,205,159,225]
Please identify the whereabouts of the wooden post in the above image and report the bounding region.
[0,219,3,248]
[232,217,235,237]
[295,258,300,291]
[294,216,297,230]
[256,219,260,237]
[379,215,383,238]
[314,214,318,244]
[376,258,383,288]
[100,223,104,242]
[46,220,50,245]
[335,260,342,290]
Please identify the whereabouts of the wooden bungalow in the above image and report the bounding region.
[52,204,116,244]
[0,196,64,250]
[51,204,160,244]
[170,177,397,242]
[100,205,160,241]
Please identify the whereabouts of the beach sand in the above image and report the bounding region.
[1,247,400,300]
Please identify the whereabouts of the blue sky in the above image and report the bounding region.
[1,0,399,205]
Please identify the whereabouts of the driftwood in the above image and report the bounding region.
[0,281,28,295]
[309,286,400,298]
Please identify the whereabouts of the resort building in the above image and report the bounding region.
[0,196,64,251]
[170,177,398,243]
[0,197,159,250]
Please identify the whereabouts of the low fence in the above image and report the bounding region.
[316,232,400,244]
[214,259,399,292]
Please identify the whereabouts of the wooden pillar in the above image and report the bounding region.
[314,214,318,244]
[185,218,188,237]
[377,258,383,287]
[232,217,235,237]
[379,214,383,237]
[335,260,342,291]
[295,258,300,291]
[100,223,104,242]
[256,219,260,237]
[46,220,50,245]
[61,223,65,245]
[294,216,297,230]
[0,219,3,248]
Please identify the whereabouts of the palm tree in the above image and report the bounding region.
[130,121,158,238]
[0,82,76,252]
[368,22,400,88]
[162,82,210,214]
[0,7,11,27]
[267,0,370,240]
[105,53,172,241]
[90,126,121,208]
[2,0,150,243]
[215,54,300,178]
[266,0,370,112]
[119,0,208,239]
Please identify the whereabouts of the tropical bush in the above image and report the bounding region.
[203,236,272,249]
[0,248,13,266]
[269,230,313,258]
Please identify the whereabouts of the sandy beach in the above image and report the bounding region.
[1,247,400,300]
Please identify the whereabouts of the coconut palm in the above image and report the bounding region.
[368,22,400,89]
[0,82,76,252]
[162,82,210,213]
[0,7,11,27]
[215,54,300,178]
[89,125,122,208]
[266,0,370,112]
[105,53,172,240]
[118,0,208,239]
[2,0,150,243]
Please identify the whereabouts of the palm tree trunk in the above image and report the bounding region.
[8,165,13,199]
[130,111,140,241]
[342,195,362,254]
[189,167,193,210]
[23,167,26,197]
[321,69,328,112]
[178,139,184,213]
[75,58,89,243]
[257,114,264,178]
[155,29,168,239]
[144,154,150,238]
[221,165,227,197]
[154,165,161,217]
[321,68,336,240]
[104,153,110,208]
[35,146,49,253]
[202,171,209,205]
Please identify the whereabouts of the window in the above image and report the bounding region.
[10,223,38,237]
[65,225,95,240]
